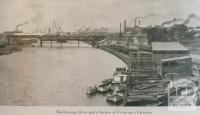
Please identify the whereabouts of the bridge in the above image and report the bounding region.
[6,34,107,47]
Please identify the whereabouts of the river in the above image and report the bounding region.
[0,41,126,106]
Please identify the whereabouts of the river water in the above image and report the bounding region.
[0,41,126,106]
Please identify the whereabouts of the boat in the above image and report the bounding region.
[112,73,127,84]
[102,78,113,85]
[86,86,97,95]
[126,93,167,106]
[113,67,127,75]
[125,79,169,106]
[107,93,124,103]
[109,67,128,91]
[106,87,125,103]
[97,84,111,93]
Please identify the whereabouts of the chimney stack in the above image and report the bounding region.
[138,20,141,27]
[124,20,126,33]
[134,18,137,27]
[120,22,122,35]
[49,28,51,34]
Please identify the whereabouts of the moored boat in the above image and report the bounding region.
[97,84,111,93]
[107,93,124,103]
[86,86,97,95]
[102,78,113,85]
[106,87,125,103]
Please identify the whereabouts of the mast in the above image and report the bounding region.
[137,21,140,63]
[129,36,132,73]
[127,35,132,86]
[125,34,132,100]
[120,22,122,36]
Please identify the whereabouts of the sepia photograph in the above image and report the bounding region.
[0,0,200,114]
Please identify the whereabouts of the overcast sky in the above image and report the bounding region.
[0,0,200,33]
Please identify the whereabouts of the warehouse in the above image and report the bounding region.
[161,56,192,77]
[152,42,190,64]
[152,42,191,77]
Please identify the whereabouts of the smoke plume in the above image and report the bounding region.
[137,13,161,19]
[162,18,183,26]
[15,2,44,30]
[16,21,29,28]
[134,13,163,26]
[183,13,200,25]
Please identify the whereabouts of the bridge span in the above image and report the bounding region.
[6,34,106,47]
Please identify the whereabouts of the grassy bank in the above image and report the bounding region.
[0,45,23,55]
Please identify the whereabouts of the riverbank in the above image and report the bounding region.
[0,42,36,55]
[0,45,23,55]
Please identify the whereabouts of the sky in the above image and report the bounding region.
[0,0,200,33]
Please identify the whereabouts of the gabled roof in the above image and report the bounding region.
[152,42,189,51]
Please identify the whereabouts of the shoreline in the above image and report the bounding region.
[0,43,35,55]
[0,45,23,55]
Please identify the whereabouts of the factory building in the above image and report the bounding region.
[152,42,192,77]
[161,56,192,77]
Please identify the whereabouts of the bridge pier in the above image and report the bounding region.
[60,41,63,47]
[78,39,79,47]
[92,40,95,47]
[97,41,99,48]
[7,37,10,45]
[40,39,43,47]
[50,37,52,48]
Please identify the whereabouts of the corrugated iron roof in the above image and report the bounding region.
[161,56,191,62]
[152,42,189,51]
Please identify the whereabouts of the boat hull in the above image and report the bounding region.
[107,95,124,103]
[86,87,97,94]
[97,85,111,93]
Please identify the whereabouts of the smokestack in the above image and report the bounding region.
[120,22,121,35]
[138,20,141,27]
[134,18,137,27]
[124,20,126,33]
[15,21,29,32]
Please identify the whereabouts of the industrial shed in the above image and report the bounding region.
[161,56,192,77]
[152,42,190,64]
[152,42,192,77]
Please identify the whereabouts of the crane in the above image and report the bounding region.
[52,20,63,35]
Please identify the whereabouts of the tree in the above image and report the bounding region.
[142,24,196,43]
